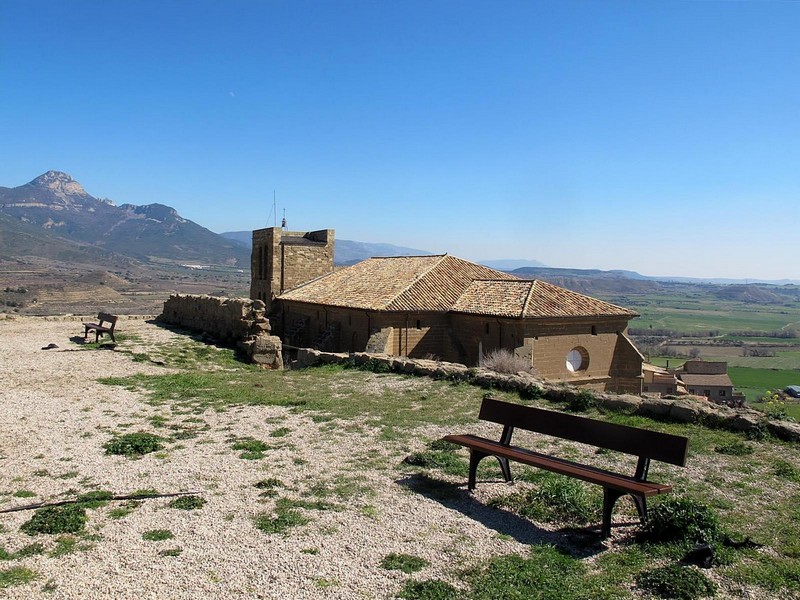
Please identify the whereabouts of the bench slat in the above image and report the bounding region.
[479,398,689,466]
[444,434,672,497]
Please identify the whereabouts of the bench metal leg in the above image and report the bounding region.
[496,456,512,483]
[632,495,647,522]
[601,488,625,539]
[468,450,488,490]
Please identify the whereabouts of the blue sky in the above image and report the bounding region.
[1,1,799,280]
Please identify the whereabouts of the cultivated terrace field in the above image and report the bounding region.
[1,317,799,599]
[614,285,800,413]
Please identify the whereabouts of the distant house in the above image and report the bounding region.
[675,360,745,405]
[250,227,645,394]
[642,364,685,396]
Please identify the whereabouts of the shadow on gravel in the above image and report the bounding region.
[397,473,607,557]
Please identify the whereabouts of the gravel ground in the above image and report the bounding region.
[0,316,546,599]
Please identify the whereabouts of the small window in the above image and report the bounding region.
[720,390,726,397]
[591,325,597,336]
[703,389,711,397]
[416,319,421,330]
[348,315,352,326]
[485,323,490,334]
[643,385,649,392]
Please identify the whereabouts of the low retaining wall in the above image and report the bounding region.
[158,294,282,369]
[295,348,800,443]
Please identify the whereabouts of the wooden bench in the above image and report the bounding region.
[82,313,118,343]
[444,398,689,538]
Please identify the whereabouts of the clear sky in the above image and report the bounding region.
[1,1,799,280]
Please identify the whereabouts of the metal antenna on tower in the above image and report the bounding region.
[273,191,277,227]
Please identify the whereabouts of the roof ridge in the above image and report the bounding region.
[521,279,538,319]
[386,255,449,309]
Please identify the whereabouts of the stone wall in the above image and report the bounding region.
[292,348,800,443]
[158,294,282,369]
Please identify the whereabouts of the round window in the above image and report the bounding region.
[566,347,589,373]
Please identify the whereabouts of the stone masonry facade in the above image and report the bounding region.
[250,227,334,311]
[158,294,283,369]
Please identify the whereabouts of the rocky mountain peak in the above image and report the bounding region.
[28,170,88,199]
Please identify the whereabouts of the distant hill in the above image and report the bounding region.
[479,259,546,270]
[0,171,249,266]
[220,231,433,266]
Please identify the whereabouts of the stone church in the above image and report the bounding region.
[251,226,644,393]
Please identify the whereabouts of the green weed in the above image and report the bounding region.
[21,505,87,536]
[142,529,174,541]
[104,432,164,456]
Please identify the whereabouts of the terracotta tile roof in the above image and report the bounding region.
[278,255,516,311]
[678,373,734,387]
[452,279,639,319]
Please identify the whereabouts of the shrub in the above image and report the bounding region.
[104,432,164,456]
[380,552,430,574]
[21,505,87,536]
[567,389,595,412]
[639,497,720,545]
[636,564,716,599]
[231,437,270,459]
[481,349,532,374]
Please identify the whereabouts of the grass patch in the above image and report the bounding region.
[774,459,800,482]
[714,440,754,456]
[158,548,183,557]
[468,546,590,600]
[489,472,598,525]
[142,529,174,541]
[76,490,114,508]
[20,505,87,536]
[402,440,468,477]
[0,566,37,588]
[231,437,270,460]
[254,504,311,535]
[13,490,36,498]
[636,564,716,599]
[380,552,429,574]
[168,495,206,510]
[104,432,164,456]
[398,580,460,599]
[108,500,142,519]
[270,427,291,437]
[638,497,720,545]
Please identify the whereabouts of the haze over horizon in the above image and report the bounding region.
[2,1,799,281]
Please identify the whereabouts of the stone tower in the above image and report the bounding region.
[250,227,334,311]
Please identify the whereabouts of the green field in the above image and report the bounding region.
[728,366,800,402]
[610,291,800,335]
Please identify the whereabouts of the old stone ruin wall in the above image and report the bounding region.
[157,294,283,369]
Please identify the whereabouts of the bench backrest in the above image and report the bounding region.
[479,397,689,466]
[98,313,119,329]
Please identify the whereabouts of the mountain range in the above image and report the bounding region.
[0,171,436,268]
